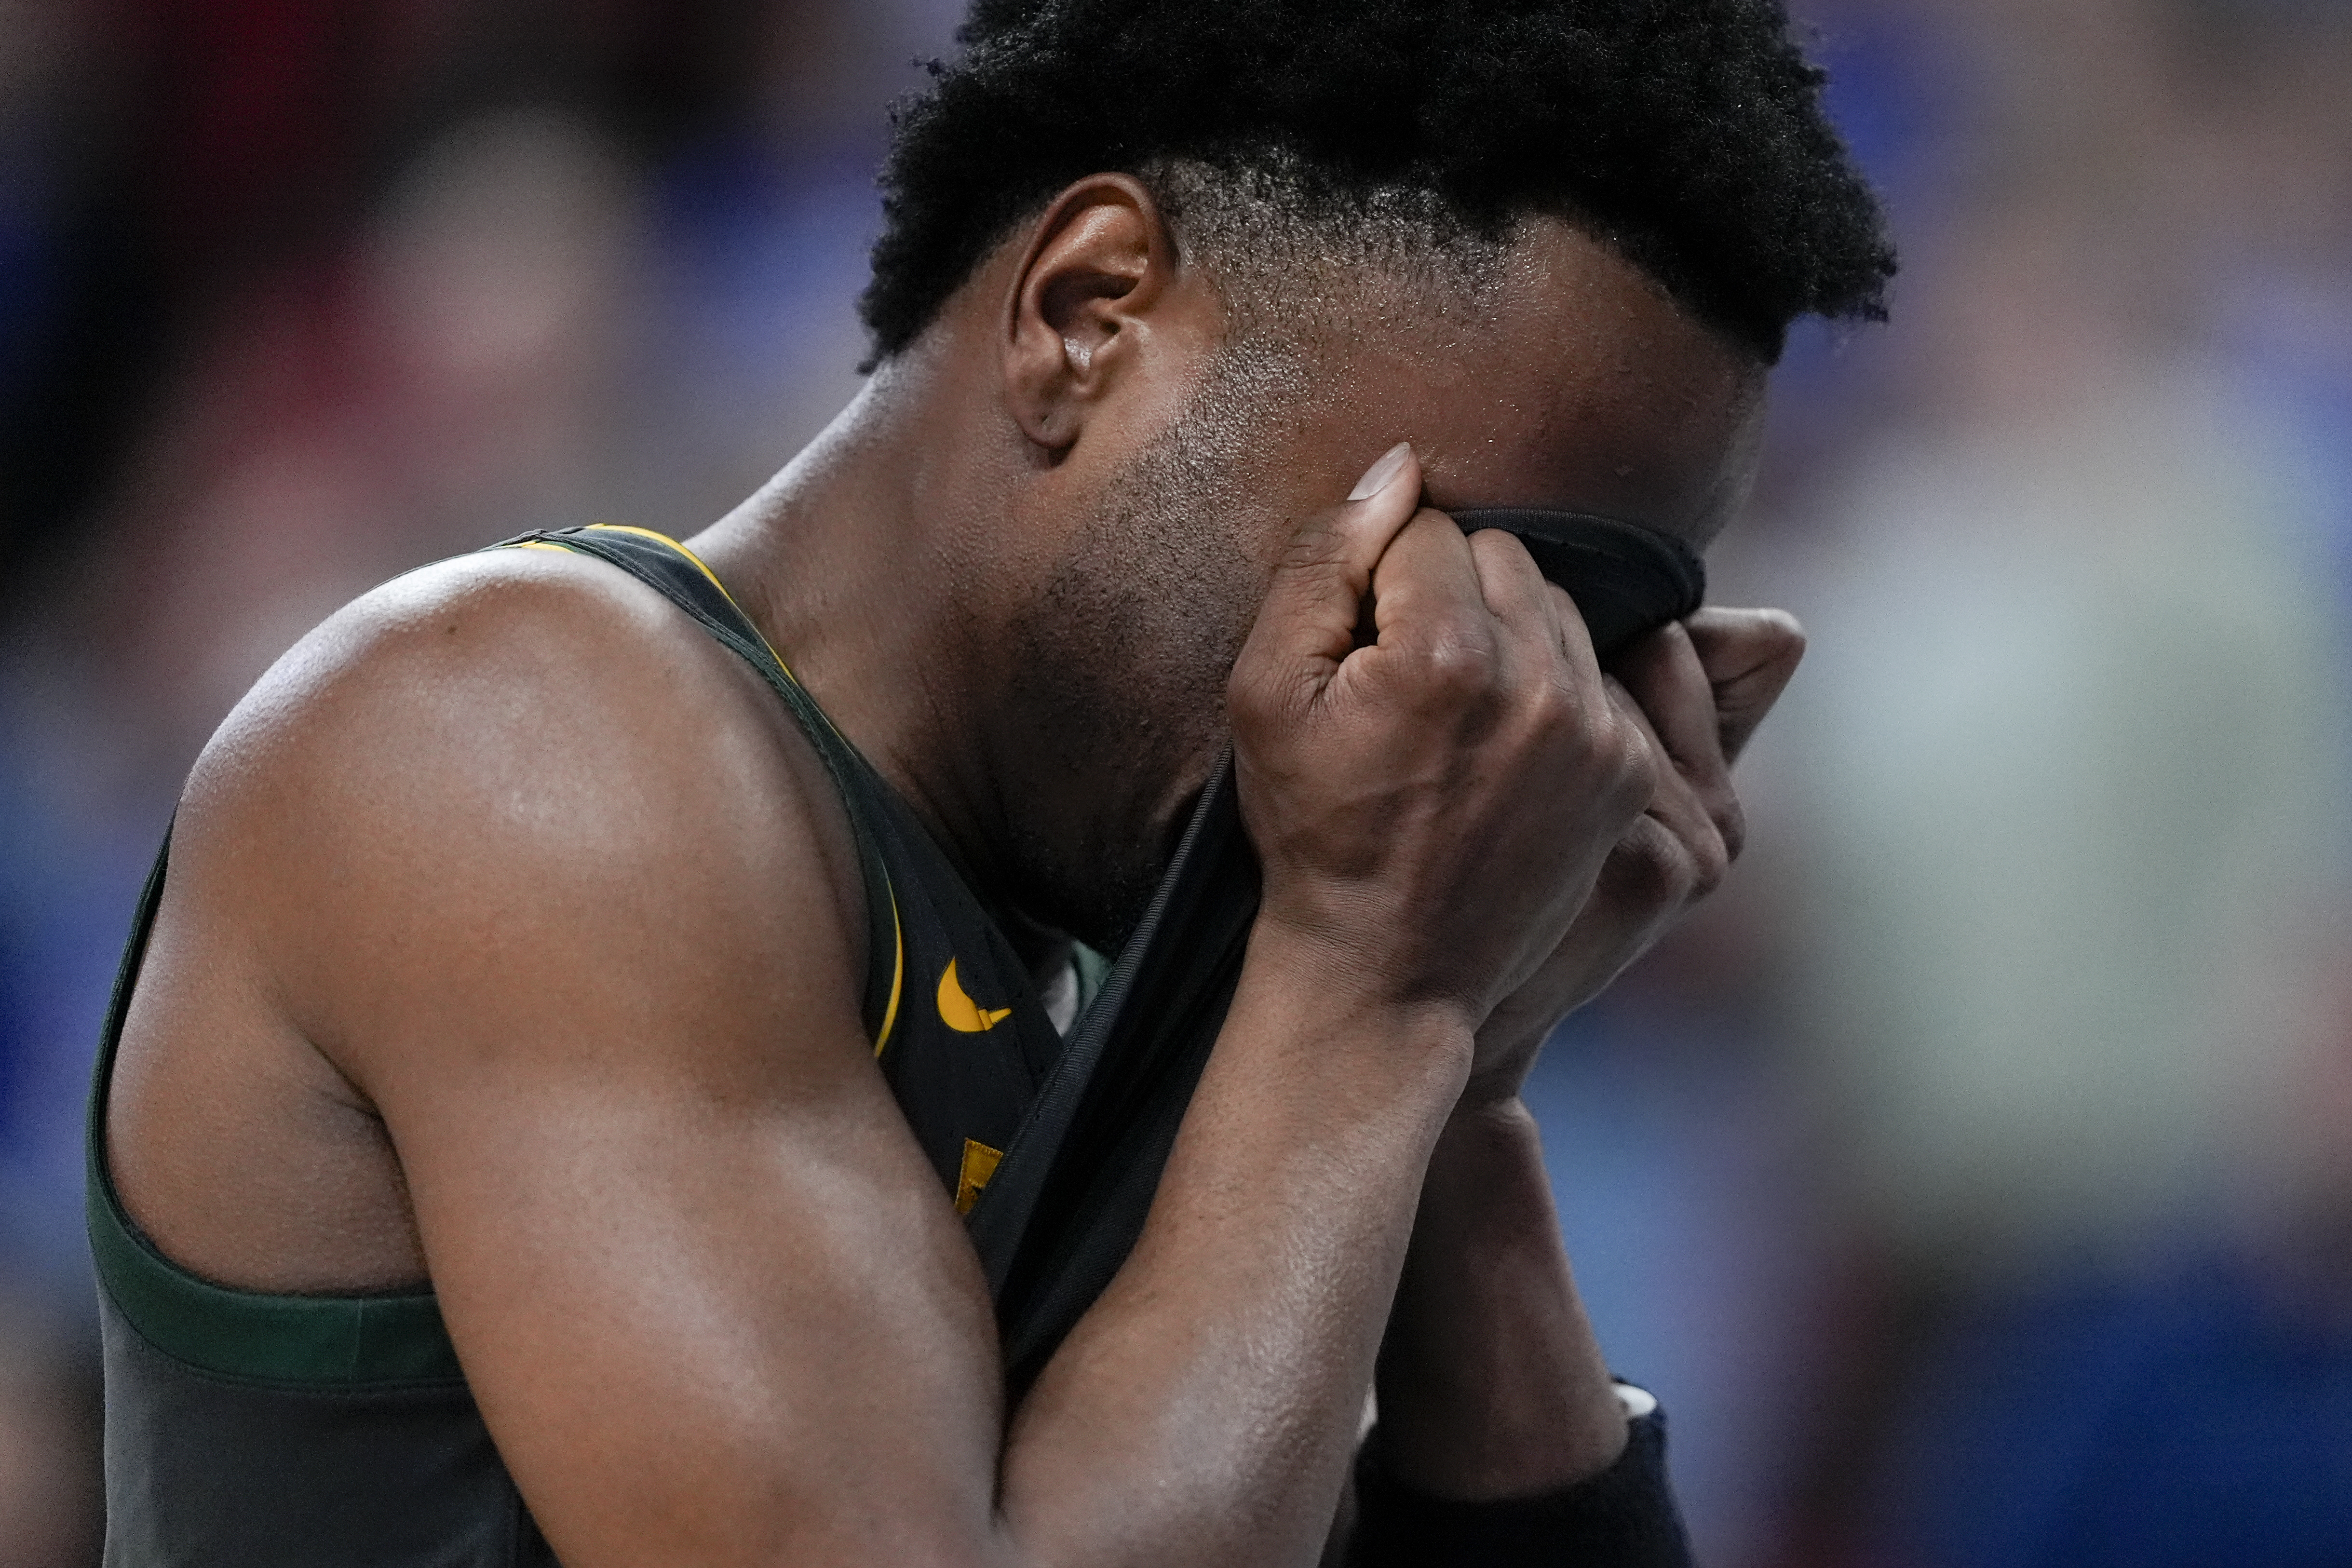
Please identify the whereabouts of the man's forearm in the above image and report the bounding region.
[1371,1093,1628,1498]
[996,926,1474,1568]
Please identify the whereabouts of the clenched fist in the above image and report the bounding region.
[1227,442,1657,1038]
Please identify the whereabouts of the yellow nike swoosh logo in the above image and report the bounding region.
[936,958,1012,1033]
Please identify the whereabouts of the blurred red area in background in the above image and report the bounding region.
[2,2,2348,1564]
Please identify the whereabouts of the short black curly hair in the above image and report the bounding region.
[860,0,1893,366]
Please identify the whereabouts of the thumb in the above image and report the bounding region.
[1232,442,1423,716]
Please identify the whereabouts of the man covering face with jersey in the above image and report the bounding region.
[87,0,1892,1563]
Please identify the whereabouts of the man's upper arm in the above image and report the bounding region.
[199,554,1010,1566]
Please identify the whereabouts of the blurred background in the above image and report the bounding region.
[1,0,2347,1562]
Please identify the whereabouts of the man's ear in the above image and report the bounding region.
[1001,175,1179,454]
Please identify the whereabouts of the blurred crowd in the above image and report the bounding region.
[2,1,2348,1563]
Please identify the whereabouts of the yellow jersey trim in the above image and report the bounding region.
[514,524,906,1058]
[875,899,905,1057]
[576,525,798,677]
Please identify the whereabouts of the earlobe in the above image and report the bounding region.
[1001,176,1174,454]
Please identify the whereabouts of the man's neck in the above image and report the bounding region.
[688,366,1050,954]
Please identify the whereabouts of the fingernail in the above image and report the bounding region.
[1348,442,1413,502]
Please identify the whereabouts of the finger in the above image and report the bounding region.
[1683,607,1804,765]
[1360,508,1495,664]
[1544,583,1587,671]
[1611,624,1725,783]
[1460,528,1604,688]
[1233,442,1427,710]
[1607,632,1745,863]
[1599,676,1737,894]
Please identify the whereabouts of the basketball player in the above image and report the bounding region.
[87,1,1892,1562]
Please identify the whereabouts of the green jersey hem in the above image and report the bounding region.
[85,837,465,1388]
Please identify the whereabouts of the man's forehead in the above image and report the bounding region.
[1280,218,1769,547]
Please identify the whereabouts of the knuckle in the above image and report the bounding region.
[1611,823,1684,906]
[1600,717,1658,801]
[1416,629,1499,695]
[1758,606,1808,653]
[1465,525,1531,574]
[1518,677,1606,769]
[1687,830,1731,899]
[1715,797,1749,865]
[1283,557,1356,617]
[1522,676,1579,736]
[1226,658,1315,737]
[1280,516,1344,572]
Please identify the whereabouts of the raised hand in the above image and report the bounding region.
[1463,604,1806,1103]
[1228,443,1657,1042]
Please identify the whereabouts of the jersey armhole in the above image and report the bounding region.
[85,833,464,1388]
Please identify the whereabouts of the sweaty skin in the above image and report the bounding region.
[106,176,1802,1566]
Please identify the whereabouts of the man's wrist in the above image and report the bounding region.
[1350,1394,1691,1568]
[1237,916,1481,1083]
[1375,1093,1630,1498]
[1464,996,1583,1107]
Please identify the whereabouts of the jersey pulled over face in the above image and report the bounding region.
[981,216,1769,949]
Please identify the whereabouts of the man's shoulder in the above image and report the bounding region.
[208,544,741,767]
[194,543,830,834]
[174,543,873,1055]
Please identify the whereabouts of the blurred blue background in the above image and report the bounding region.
[3,2,2349,1563]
